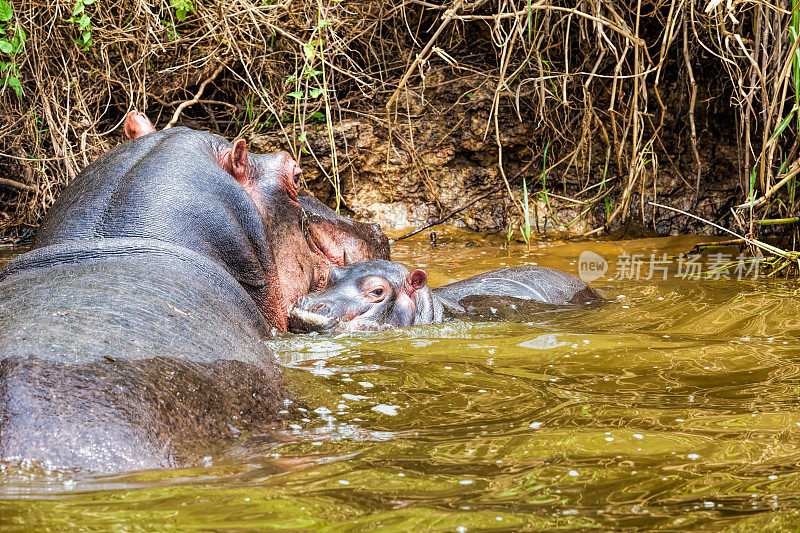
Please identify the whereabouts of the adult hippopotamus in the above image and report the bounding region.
[288,260,601,332]
[0,112,388,472]
[32,112,389,329]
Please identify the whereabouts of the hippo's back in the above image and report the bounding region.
[432,266,601,306]
[0,239,283,471]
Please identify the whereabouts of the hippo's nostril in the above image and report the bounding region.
[310,302,331,315]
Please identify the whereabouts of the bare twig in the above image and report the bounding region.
[0,178,37,194]
[165,62,226,129]
[682,12,702,206]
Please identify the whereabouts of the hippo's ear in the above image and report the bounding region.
[407,269,428,292]
[124,111,156,140]
[222,138,250,185]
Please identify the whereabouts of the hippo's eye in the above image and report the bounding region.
[362,277,388,301]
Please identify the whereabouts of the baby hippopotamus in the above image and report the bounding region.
[289,260,601,333]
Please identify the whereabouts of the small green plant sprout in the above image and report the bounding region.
[160,19,179,42]
[285,16,341,211]
[297,131,310,155]
[520,176,532,246]
[0,1,24,98]
[67,0,95,49]
[538,141,551,211]
[170,0,194,21]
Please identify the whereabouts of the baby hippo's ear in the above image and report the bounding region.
[222,138,250,186]
[407,269,428,292]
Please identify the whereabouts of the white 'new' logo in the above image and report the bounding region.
[578,250,607,283]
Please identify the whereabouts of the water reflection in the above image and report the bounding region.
[3,233,800,530]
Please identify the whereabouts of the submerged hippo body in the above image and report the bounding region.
[289,260,601,333]
[0,113,388,471]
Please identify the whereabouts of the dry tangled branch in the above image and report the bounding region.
[0,0,797,246]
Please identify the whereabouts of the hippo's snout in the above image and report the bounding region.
[297,296,332,317]
[289,296,339,333]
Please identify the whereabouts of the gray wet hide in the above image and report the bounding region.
[0,239,283,472]
[433,266,601,307]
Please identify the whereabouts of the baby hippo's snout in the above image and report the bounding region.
[288,260,435,334]
[288,295,339,333]
[296,295,331,316]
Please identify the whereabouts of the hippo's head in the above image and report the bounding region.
[214,138,389,325]
[122,112,389,330]
[288,260,436,333]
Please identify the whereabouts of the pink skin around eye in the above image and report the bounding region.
[360,277,390,303]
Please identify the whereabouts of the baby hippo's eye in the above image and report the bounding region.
[362,277,389,301]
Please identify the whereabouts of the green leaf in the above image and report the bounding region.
[0,40,12,54]
[309,87,324,98]
[72,2,84,16]
[13,27,25,53]
[0,1,12,22]
[7,74,20,97]
[310,111,325,120]
[318,19,331,28]
[767,104,799,145]
[298,131,307,142]
[300,146,310,154]
[170,0,194,21]
[287,91,303,99]
[285,73,298,83]
[302,43,315,61]
[304,68,322,78]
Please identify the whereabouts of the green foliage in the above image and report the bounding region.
[520,176,532,246]
[170,0,194,21]
[538,141,551,210]
[284,17,340,211]
[286,48,325,103]
[160,19,179,41]
[767,104,799,146]
[159,1,194,39]
[284,39,328,149]
[0,0,24,97]
[67,0,95,49]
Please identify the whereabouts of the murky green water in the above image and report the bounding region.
[3,233,800,530]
